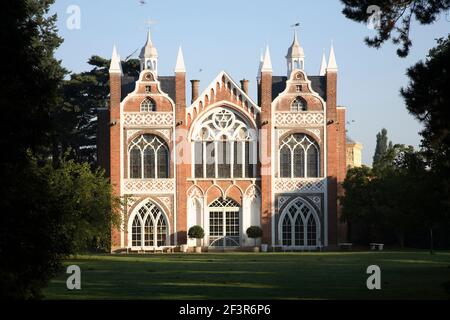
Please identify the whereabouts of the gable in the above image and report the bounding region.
[186,71,260,127]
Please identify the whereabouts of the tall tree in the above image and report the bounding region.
[0,0,120,299]
[341,0,450,57]
[373,128,392,169]
[401,35,450,178]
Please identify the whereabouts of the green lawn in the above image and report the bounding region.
[43,251,450,300]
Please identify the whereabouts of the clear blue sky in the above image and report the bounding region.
[50,0,450,165]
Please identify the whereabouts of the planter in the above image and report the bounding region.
[252,246,260,253]
[194,246,202,253]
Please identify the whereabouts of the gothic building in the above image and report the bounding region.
[100,29,348,252]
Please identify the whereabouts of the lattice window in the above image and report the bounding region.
[128,134,169,179]
[209,198,240,247]
[279,198,319,247]
[192,107,257,179]
[141,97,155,112]
[291,96,307,112]
[130,200,168,248]
[279,134,319,178]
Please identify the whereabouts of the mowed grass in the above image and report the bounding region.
[43,251,450,300]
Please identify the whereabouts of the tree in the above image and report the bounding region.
[246,226,263,247]
[54,56,140,166]
[373,128,390,168]
[341,0,450,57]
[0,0,121,299]
[401,35,450,179]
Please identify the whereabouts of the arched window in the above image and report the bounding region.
[291,96,307,112]
[141,97,155,112]
[279,199,319,247]
[192,108,257,179]
[279,134,319,178]
[130,201,168,248]
[128,134,169,179]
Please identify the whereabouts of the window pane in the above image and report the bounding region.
[233,142,243,178]
[218,140,231,178]
[194,142,203,178]
[244,141,256,178]
[144,216,154,247]
[293,146,305,177]
[280,146,291,178]
[157,147,168,178]
[132,216,141,247]
[307,216,317,246]
[307,147,319,178]
[130,148,142,179]
[143,148,155,178]
[282,216,291,246]
[294,215,305,246]
[205,142,215,178]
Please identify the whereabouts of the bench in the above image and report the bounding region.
[338,243,353,251]
[370,243,384,251]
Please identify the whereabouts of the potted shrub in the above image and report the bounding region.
[246,226,263,252]
[188,225,205,253]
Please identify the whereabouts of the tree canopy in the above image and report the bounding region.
[341,0,450,56]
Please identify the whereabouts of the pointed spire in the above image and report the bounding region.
[175,46,186,73]
[261,46,272,73]
[109,45,122,74]
[139,28,158,59]
[327,43,338,72]
[319,51,327,76]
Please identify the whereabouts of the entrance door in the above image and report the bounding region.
[208,198,240,247]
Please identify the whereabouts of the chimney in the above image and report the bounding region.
[191,80,200,103]
[240,79,249,95]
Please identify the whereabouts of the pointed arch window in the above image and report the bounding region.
[279,134,319,178]
[279,199,320,247]
[141,97,155,112]
[131,201,169,248]
[291,96,307,112]
[192,108,257,179]
[128,134,169,179]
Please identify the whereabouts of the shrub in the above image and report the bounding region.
[188,225,205,240]
[246,226,263,246]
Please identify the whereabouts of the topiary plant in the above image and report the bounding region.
[188,225,205,240]
[246,226,263,247]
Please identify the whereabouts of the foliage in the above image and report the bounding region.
[401,35,450,181]
[372,128,393,171]
[0,155,120,299]
[246,226,263,246]
[188,226,205,240]
[341,0,450,57]
[0,0,120,299]
[55,57,140,165]
[246,226,263,239]
[341,145,449,248]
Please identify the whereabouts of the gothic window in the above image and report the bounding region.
[192,108,257,179]
[128,134,169,179]
[279,199,319,247]
[279,134,319,178]
[291,96,307,112]
[141,97,155,112]
[131,201,168,248]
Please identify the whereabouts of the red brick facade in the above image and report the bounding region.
[104,34,347,252]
